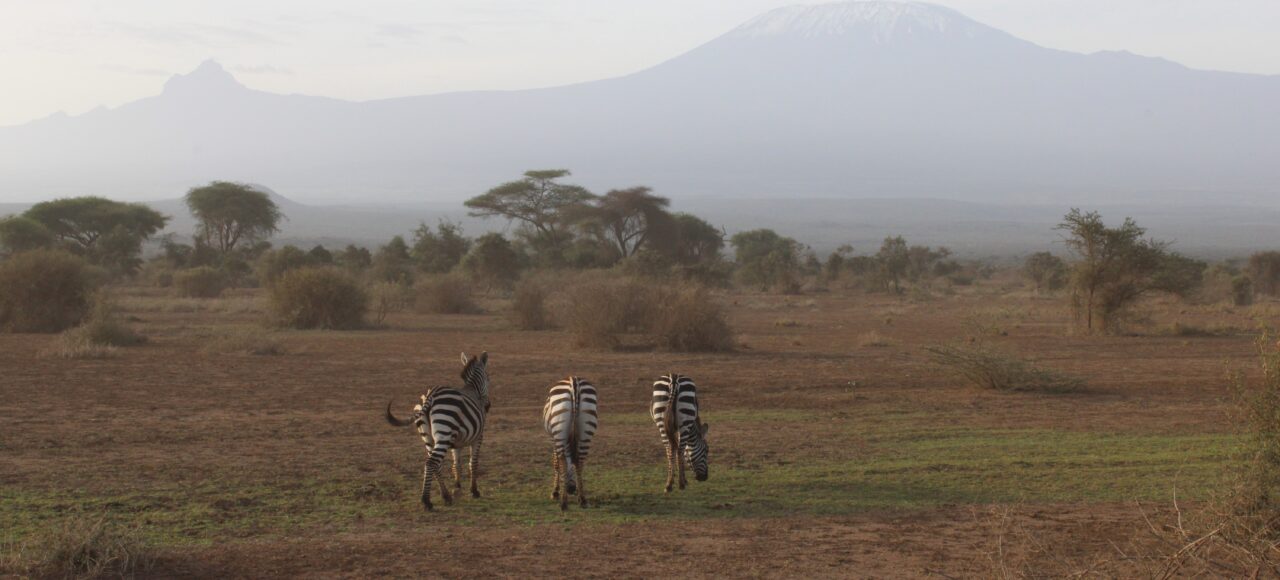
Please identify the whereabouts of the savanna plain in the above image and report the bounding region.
[2,278,1272,578]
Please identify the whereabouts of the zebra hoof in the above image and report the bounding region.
[551,490,560,499]
[559,502,568,512]
[580,499,589,508]
[422,500,433,512]
[471,489,481,499]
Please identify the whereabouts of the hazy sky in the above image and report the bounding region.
[3,0,1278,127]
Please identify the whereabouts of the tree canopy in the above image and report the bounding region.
[575,187,674,259]
[20,196,167,273]
[185,182,283,254]
[465,169,595,238]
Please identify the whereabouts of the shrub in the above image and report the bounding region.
[924,342,1084,393]
[173,266,227,298]
[415,274,481,315]
[0,514,152,578]
[556,273,732,351]
[509,276,554,330]
[0,249,96,332]
[1233,276,1255,307]
[369,281,413,325]
[268,267,367,329]
[43,298,145,358]
[200,328,286,356]
[650,284,734,352]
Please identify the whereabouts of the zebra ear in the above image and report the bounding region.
[479,351,488,365]
[460,352,469,365]
[700,422,710,436]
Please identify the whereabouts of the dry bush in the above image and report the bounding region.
[173,266,226,298]
[415,274,481,315]
[924,342,1084,393]
[556,273,732,351]
[858,331,896,347]
[651,284,734,352]
[368,281,413,325]
[0,249,96,333]
[268,267,367,330]
[556,274,659,348]
[200,328,286,356]
[1,514,153,579]
[43,298,145,358]
[509,276,555,330]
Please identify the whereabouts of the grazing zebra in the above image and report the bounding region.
[542,376,599,510]
[385,351,491,510]
[651,373,710,492]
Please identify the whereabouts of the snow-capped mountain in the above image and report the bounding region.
[1,1,1278,205]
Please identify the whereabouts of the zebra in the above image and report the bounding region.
[385,351,491,511]
[651,373,710,492]
[542,376,598,510]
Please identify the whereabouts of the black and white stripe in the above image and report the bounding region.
[542,376,598,510]
[651,373,710,492]
[386,351,491,510]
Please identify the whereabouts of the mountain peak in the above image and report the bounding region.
[162,59,246,96]
[727,1,992,42]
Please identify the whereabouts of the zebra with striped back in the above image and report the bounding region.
[651,373,710,492]
[542,376,598,510]
[385,351,491,511]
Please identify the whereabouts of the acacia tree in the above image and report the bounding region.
[185,182,283,255]
[21,196,167,273]
[1024,251,1068,293]
[462,233,523,290]
[1058,209,1203,334]
[465,170,595,241]
[669,213,725,266]
[575,187,674,259]
[876,236,910,293]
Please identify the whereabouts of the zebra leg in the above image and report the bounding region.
[450,449,462,490]
[558,453,570,511]
[420,459,434,511]
[678,447,688,490]
[664,436,676,493]
[468,440,482,498]
[576,459,588,508]
[428,444,453,507]
[551,453,562,500]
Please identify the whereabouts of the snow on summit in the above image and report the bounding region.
[728,1,992,42]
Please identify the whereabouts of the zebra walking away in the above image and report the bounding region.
[386,351,492,510]
[542,376,599,510]
[651,373,710,492]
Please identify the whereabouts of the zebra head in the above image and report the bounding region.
[460,351,491,404]
[683,421,710,482]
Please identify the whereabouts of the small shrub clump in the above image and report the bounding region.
[924,342,1084,393]
[368,281,413,325]
[0,249,96,333]
[0,514,153,579]
[173,266,227,298]
[200,328,287,356]
[509,276,554,330]
[415,274,481,315]
[268,267,367,329]
[650,284,734,352]
[43,297,145,359]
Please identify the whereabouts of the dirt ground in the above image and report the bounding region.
[1,284,1273,578]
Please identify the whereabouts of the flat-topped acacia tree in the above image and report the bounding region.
[185,181,283,255]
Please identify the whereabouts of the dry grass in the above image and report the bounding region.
[42,298,144,359]
[924,342,1085,393]
[173,266,227,298]
[858,331,896,347]
[116,295,262,315]
[200,328,287,356]
[368,281,413,325]
[1,514,152,579]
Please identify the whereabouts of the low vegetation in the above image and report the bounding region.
[268,267,367,330]
[509,276,554,330]
[556,274,732,351]
[415,274,481,315]
[368,281,413,325]
[43,297,146,359]
[924,342,1085,393]
[0,249,97,333]
[1,513,152,579]
[173,266,227,298]
[199,328,287,356]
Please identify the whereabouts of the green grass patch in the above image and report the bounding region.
[1,428,1241,546]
